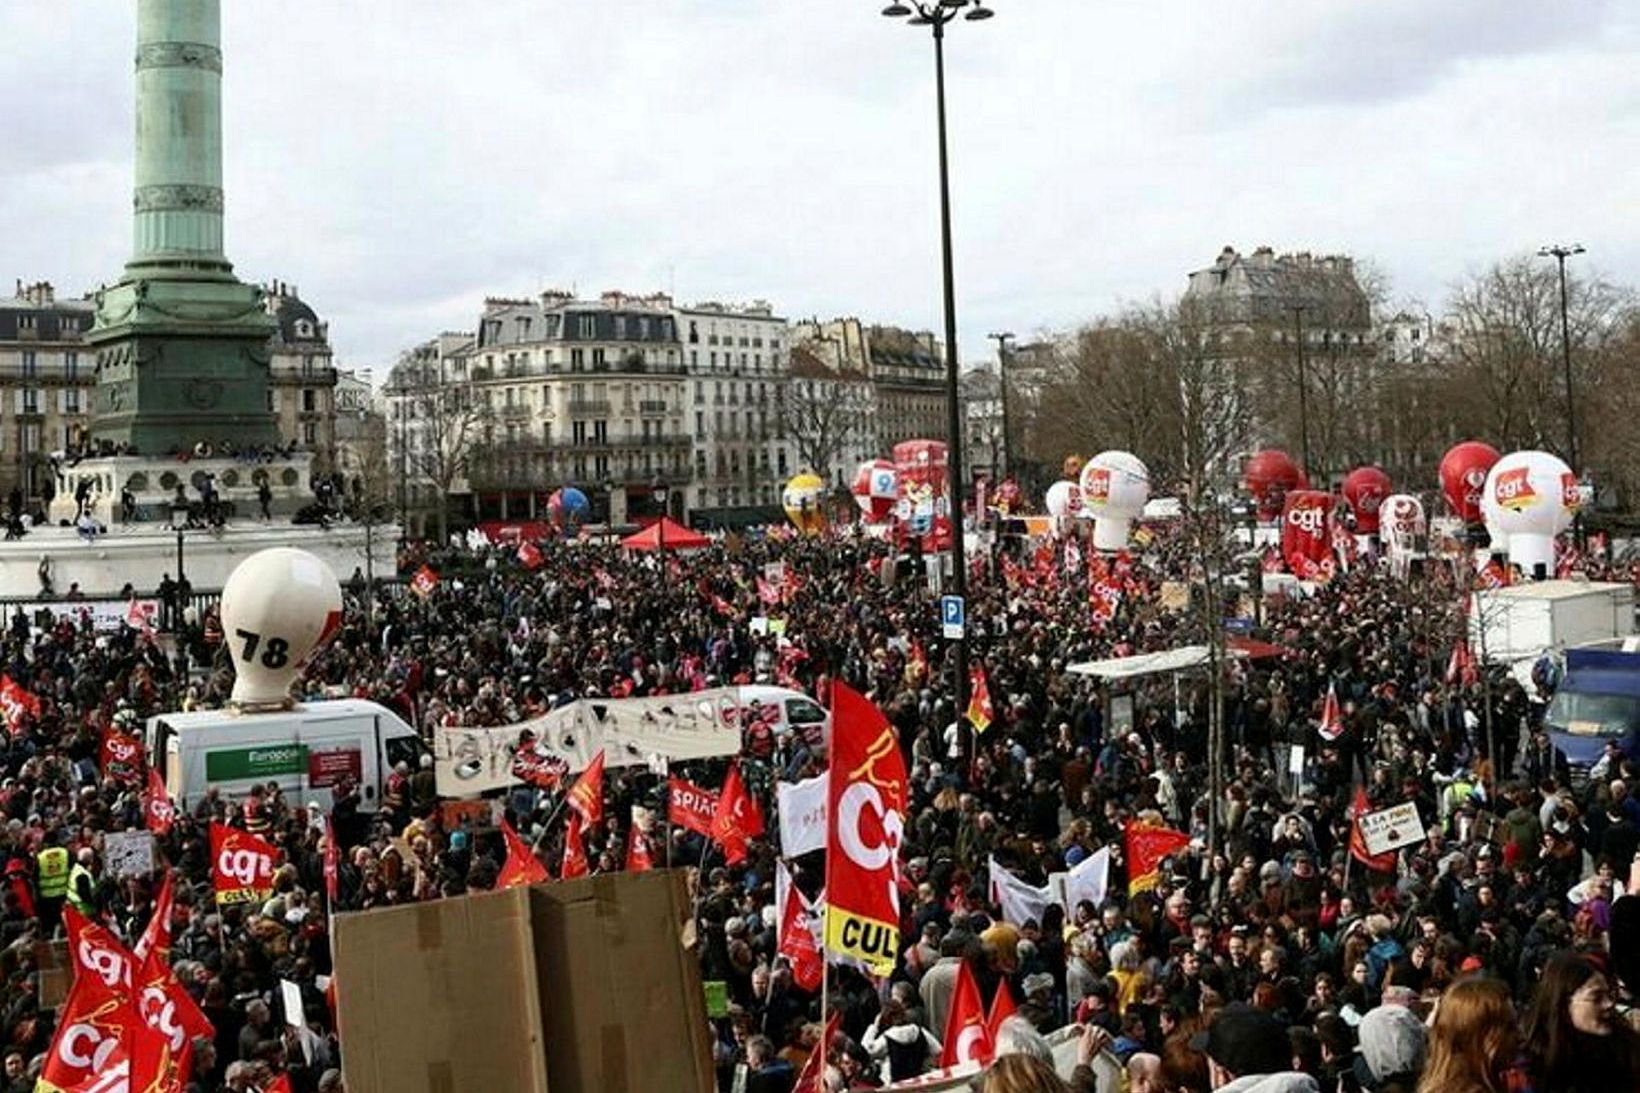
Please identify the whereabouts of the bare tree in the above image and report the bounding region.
[1437,255,1630,458]
[779,372,861,484]
[389,353,489,544]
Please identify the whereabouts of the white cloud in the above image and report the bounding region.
[1,1,1635,371]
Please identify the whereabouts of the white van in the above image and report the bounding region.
[727,685,830,750]
[146,699,424,814]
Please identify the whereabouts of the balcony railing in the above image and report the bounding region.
[542,434,691,454]
[500,403,532,418]
[567,399,612,415]
[639,400,669,414]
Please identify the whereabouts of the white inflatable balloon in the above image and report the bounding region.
[1044,480,1082,539]
[1480,450,1577,578]
[1080,451,1150,551]
[220,547,344,708]
[1379,494,1425,560]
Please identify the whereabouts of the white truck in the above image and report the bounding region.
[1469,579,1637,665]
[146,699,425,814]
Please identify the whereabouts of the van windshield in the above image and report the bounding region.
[786,698,826,725]
[1547,690,1640,738]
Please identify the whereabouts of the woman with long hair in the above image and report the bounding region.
[1416,976,1518,1093]
[1519,952,1640,1093]
[971,1053,1069,1093]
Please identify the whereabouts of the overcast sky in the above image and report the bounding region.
[4,1,1636,375]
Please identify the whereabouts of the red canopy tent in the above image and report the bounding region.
[620,518,710,552]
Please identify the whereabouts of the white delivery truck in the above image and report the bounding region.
[147,699,425,814]
[1470,579,1637,665]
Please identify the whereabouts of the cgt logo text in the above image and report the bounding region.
[56,1023,120,1073]
[77,941,130,989]
[1494,467,1537,511]
[217,846,272,890]
[140,985,187,1051]
[1286,505,1326,536]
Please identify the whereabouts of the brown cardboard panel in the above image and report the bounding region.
[35,939,70,1010]
[335,886,549,1093]
[528,870,714,1093]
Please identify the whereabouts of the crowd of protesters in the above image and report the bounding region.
[0,517,1637,1092]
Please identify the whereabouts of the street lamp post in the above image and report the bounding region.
[1538,244,1585,472]
[881,0,994,756]
[988,330,1013,480]
[1286,303,1312,476]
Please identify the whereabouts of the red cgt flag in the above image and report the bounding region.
[711,762,764,866]
[668,776,718,837]
[409,565,440,598]
[791,1011,840,1093]
[1124,819,1192,896]
[986,979,1017,1040]
[0,675,40,737]
[565,751,606,827]
[143,767,176,837]
[323,817,340,907]
[776,862,823,993]
[37,970,136,1093]
[625,811,654,874]
[496,818,549,889]
[966,663,994,734]
[938,960,994,1069]
[100,728,145,785]
[822,682,907,975]
[560,814,590,880]
[134,872,176,966]
[210,824,279,907]
[1317,681,1345,742]
[1349,786,1397,872]
[131,933,215,1093]
[66,905,137,994]
[517,541,544,570]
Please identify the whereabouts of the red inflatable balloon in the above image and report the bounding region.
[1245,450,1309,521]
[1439,441,1500,524]
[1340,466,1392,536]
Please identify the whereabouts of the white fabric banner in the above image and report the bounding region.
[776,773,828,857]
[435,687,748,796]
[1061,846,1112,915]
[989,857,1053,929]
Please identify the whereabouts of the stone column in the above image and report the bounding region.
[131,0,228,272]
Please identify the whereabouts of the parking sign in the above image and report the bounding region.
[941,595,965,639]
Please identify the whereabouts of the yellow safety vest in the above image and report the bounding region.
[36,847,69,900]
[66,863,95,914]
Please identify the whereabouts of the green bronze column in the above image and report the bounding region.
[130,0,229,273]
[89,0,279,453]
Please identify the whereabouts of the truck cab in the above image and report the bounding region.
[1544,642,1640,773]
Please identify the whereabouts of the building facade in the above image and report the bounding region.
[1182,245,1375,478]
[959,364,1004,482]
[792,318,946,452]
[0,281,94,504]
[402,291,690,528]
[786,346,878,491]
[674,298,793,518]
[263,280,340,468]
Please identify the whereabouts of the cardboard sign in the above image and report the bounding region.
[104,830,155,879]
[702,980,729,1018]
[1357,802,1427,856]
[1159,582,1190,613]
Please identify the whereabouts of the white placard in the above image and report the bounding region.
[1288,745,1306,776]
[281,979,305,1028]
[103,831,154,879]
[1357,802,1427,856]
